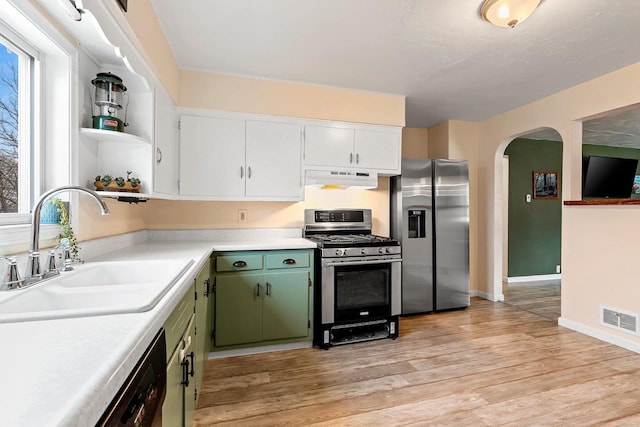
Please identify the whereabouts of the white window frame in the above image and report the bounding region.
[0,22,40,225]
[0,0,77,251]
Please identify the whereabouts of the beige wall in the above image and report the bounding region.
[146,179,392,236]
[427,122,449,159]
[179,71,405,126]
[77,198,147,241]
[401,128,428,158]
[119,0,180,101]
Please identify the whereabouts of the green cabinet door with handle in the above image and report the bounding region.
[194,261,212,398]
[215,272,263,346]
[262,270,310,341]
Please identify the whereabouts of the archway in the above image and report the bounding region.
[492,127,563,308]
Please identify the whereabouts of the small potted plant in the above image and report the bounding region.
[125,171,141,192]
[50,198,80,261]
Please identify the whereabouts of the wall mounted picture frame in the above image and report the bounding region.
[533,170,559,199]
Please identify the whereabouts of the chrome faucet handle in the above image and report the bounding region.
[61,245,74,272]
[0,256,23,290]
[24,251,43,284]
[43,245,61,279]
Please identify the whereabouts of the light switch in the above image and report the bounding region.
[525,194,532,203]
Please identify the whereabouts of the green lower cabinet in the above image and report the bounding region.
[163,342,183,427]
[215,273,263,346]
[162,259,212,427]
[262,271,310,341]
[194,264,212,393]
[213,249,313,349]
[163,314,196,427]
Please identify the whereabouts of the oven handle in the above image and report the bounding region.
[322,258,402,267]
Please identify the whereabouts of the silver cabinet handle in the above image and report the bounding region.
[356,153,359,164]
[256,283,260,297]
[266,282,271,296]
[350,153,353,164]
[248,166,252,179]
[232,260,247,268]
[156,147,163,164]
[240,166,244,178]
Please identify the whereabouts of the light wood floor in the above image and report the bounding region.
[195,282,640,426]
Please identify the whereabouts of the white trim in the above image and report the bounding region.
[558,317,640,355]
[505,274,561,283]
[207,341,312,359]
[471,289,504,302]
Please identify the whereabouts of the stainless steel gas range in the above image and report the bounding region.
[303,209,402,349]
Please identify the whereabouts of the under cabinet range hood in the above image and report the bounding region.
[305,169,378,189]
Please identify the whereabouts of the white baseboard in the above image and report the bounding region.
[558,317,640,355]
[207,341,312,359]
[505,274,561,283]
[471,290,504,302]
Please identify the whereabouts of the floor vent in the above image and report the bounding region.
[600,306,638,335]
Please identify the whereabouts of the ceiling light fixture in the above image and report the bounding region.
[481,0,543,28]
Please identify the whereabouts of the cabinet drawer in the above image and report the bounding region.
[164,283,195,360]
[216,255,263,272]
[266,252,310,270]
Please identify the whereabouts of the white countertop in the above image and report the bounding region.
[0,235,316,426]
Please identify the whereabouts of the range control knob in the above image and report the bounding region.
[378,248,384,254]
[361,248,366,255]
[386,247,392,254]
[335,249,343,256]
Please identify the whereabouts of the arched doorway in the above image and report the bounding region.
[494,127,563,316]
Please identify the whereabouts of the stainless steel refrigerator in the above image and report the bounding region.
[390,158,470,314]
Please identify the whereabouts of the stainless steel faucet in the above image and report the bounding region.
[24,186,110,286]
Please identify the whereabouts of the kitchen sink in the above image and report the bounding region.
[0,259,194,323]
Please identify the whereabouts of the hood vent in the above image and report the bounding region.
[305,170,378,190]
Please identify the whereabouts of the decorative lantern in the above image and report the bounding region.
[91,72,128,132]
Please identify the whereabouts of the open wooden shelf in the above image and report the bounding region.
[564,199,640,206]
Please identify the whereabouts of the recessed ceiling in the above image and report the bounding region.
[150,0,640,131]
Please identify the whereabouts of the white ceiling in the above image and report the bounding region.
[150,0,640,142]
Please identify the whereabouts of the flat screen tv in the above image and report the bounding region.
[582,155,638,199]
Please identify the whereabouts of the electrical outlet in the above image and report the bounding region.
[525,194,532,203]
[238,209,247,223]
[556,264,561,273]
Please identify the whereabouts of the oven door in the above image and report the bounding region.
[321,257,401,324]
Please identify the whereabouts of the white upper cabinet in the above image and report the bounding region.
[179,114,246,198]
[245,120,302,199]
[179,113,303,201]
[153,85,179,196]
[304,126,354,168]
[304,124,401,175]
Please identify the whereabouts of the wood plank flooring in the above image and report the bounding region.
[195,282,640,426]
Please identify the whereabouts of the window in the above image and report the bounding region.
[0,21,38,223]
[0,0,75,249]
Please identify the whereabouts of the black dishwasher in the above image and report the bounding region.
[97,329,167,427]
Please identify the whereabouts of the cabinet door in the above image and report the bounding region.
[354,129,401,172]
[262,270,310,341]
[153,85,179,196]
[162,344,183,427]
[215,273,263,346]
[245,120,302,199]
[194,264,211,395]
[184,315,197,427]
[179,115,245,197]
[304,125,354,168]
